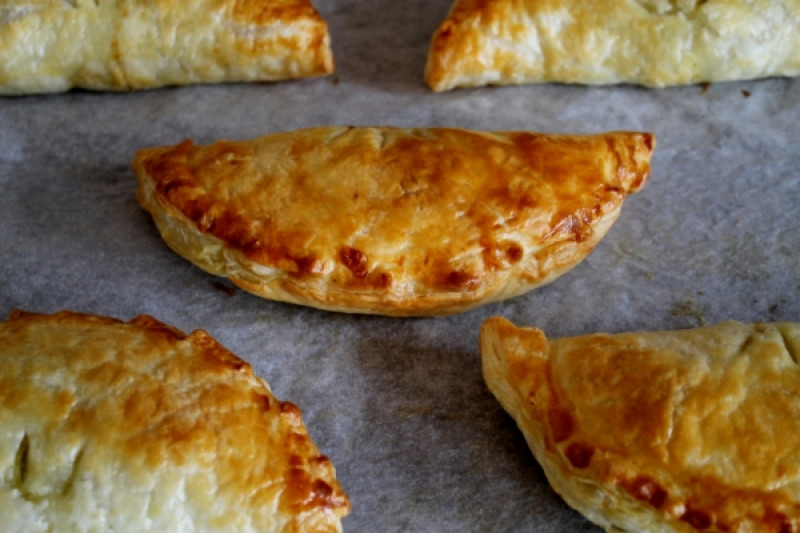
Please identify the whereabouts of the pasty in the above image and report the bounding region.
[0,0,334,94]
[133,126,654,316]
[0,309,350,532]
[480,316,800,532]
[425,0,800,91]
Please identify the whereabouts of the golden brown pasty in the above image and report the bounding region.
[425,0,800,91]
[133,126,654,316]
[0,0,334,94]
[480,316,800,532]
[0,309,350,532]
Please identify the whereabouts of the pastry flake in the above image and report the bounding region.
[480,316,800,532]
[0,0,334,94]
[0,309,350,532]
[425,0,800,91]
[133,126,654,316]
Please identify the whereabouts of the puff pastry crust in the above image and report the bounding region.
[133,126,654,316]
[481,317,800,532]
[0,309,349,532]
[425,0,800,91]
[0,0,334,94]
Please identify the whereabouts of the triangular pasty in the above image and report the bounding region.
[481,316,800,532]
[425,0,800,91]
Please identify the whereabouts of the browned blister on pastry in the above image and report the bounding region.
[425,0,800,91]
[481,316,800,532]
[132,126,654,316]
[0,309,350,532]
[0,0,334,94]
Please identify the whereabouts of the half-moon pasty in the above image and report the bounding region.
[0,309,350,532]
[480,316,800,532]
[0,0,334,94]
[133,126,654,316]
[425,0,800,91]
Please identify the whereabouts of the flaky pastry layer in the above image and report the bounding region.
[0,309,349,532]
[133,126,653,316]
[425,0,800,91]
[0,0,334,94]
[481,317,800,532]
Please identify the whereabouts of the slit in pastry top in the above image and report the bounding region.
[133,126,654,316]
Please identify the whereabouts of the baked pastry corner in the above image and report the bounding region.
[480,316,800,532]
[425,0,800,91]
[0,309,350,532]
[0,0,334,94]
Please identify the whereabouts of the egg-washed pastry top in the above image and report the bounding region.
[481,317,800,532]
[425,0,800,91]
[133,126,654,316]
[0,0,334,94]
[0,309,350,532]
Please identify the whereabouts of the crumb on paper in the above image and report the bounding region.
[670,300,706,326]
[212,281,236,297]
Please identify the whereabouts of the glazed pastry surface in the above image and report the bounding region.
[0,0,334,94]
[0,309,349,532]
[481,317,800,532]
[133,126,653,316]
[425,0,800,91]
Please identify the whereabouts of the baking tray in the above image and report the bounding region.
[1,1,798,531]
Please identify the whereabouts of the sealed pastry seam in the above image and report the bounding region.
[0,309,350,532]
[0,0,334,94]
[480,317,800,532]
[133,126,654,316]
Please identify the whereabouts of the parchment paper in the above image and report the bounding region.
[1,1,799,531]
